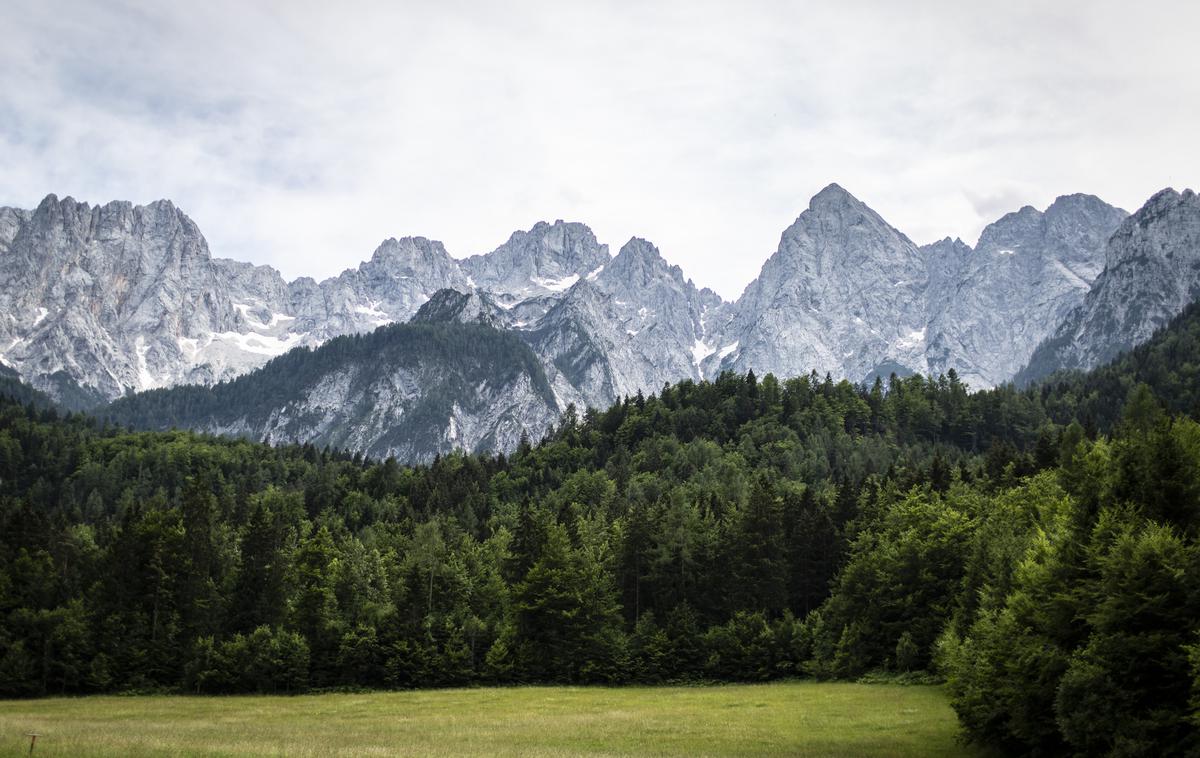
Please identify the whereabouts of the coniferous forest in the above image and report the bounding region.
[2,304,1200,755]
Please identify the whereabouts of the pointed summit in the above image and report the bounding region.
[1019,186,1200,383]
[367,236,454,270]
[462,219,609,297]
[796,183,909,245]
[709,180,930,384]
[605,237,684,288]
[412,288,503,327]
[810,182,857,206]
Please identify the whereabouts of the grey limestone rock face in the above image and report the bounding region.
[412,288,507,328]
[104,321,561,464]
[704,183,932,384]
[923,194,1127,388]
[702,184,1127,389]
[0,196,473,403]
[526,236,727,413]
[1019,188,1200,383]
[220,343,560,464]
[315,235,474,338]
[462,220,610,301]
[0,195,246,400]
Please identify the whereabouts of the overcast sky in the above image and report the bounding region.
[3,1,1198,300]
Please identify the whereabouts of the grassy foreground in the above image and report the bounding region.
[0,681,984,757]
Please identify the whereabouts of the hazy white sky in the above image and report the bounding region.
[3,0,1198,299]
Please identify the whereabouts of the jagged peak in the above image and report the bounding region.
[411,287,499,326]
[492,219,602,253]
[1119,187,1199,233]
[30,194,195,229]
[142,198,179,213]
[531,218,592,233]
[33,193,89,220]
[1117,187,1194,227]
[812,181,849,198]
[462,219,610,291]
[924,236,970,253]
[1041,193,1127,224]
[807,182,865,211]
[798,183,906,239]
[1003,204,1043,223]
[775,182,915,253]
[1048,192,1112,208]
[34,194,179,212]
[26,194,204,247]
[698,285,723,301]
[972,204,1045,250]
[612,236,663,265]
[1145,187,1181,205]
[603,237,695,292]
[369,236,451,263]
[934,235,967,246]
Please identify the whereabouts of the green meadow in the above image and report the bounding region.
[0,682,985,757]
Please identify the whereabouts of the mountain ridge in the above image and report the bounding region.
[5,183,1194,461]
[1017,186,1200,384]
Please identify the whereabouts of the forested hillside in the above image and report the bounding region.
[100,322,560,462]
[0,366,55,410]
[2,305,1200,755]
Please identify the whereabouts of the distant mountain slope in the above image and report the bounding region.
[0,365,58,410]
[0,194,471,402]
[705,184,1127,388]
[1035,299,1200,428]
[1019,188,1200,384]
[461,220,609,306]
[704,183,932,384]
[527,237,726,412]
[922,193,1128,386]
[0,196,725,412]
[102,322,559,462]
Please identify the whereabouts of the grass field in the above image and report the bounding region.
[0,681,986,757]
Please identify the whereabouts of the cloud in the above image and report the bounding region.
[2,0,1198,299]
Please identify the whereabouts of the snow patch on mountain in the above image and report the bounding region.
[532,274,580,292]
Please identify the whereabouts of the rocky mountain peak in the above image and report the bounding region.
[1045,192,1118,216]
[1018,187,1200,383]
[604,237,685,288]
[975,205,1042,250]
[368,236,451,267]
[808,182,857,209]
[802,183,910,240]
[922,236,972,271]
[462,220,610,297]
[1102,187,1196,267]
[919,191,1126,387]
[412,288,503,327]
[1127,188,1198,233]
[776,184,919,274]
[1142,187,1183,211]
[971,193,1125,271]
[705,184,929,383]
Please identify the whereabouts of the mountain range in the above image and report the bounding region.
[3,183,1198,461]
